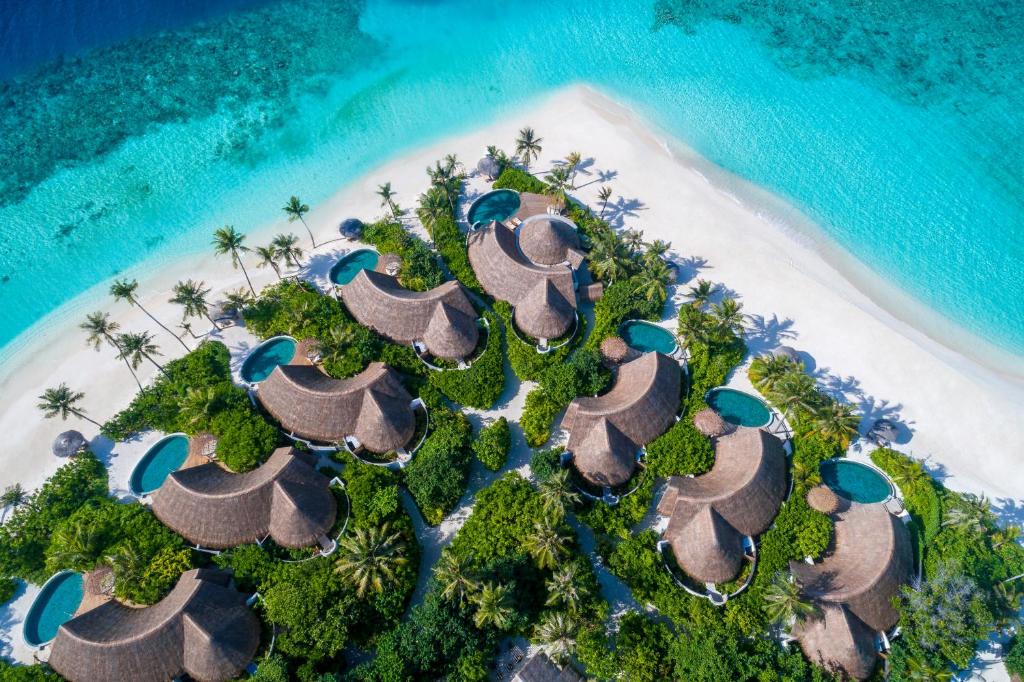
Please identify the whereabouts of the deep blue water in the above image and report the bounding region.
[0,0,1021,363]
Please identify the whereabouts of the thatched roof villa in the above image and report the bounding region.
[790,501,913,680]
[49,568,259,682]
[513,652,584,682]
[468,217,599,345]
[340,269,479,361]
[658,427,787,583]
[152,448,336,550]
[256,362,416,453]
[562,352,680,488]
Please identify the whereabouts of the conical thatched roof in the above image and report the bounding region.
[257,363,415,452]
[513,652,584,682]
[659,427,787,583]
[52,430,87,457]
[517,215,581,266]
[790,501,912,632]
[153,448,336,549]
[476,156,501,179]
[340,270,479,360]
[572,418,636,487]
[339,218,364,239]
[600,336,630,364]
[793,603,879,680]
[563,352,681,487]
[49,568,259,682]
[692,408,729,438]
[807,485,840,514]
[515,278,575,341]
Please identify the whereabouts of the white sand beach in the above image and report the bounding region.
[1,83,1022,522]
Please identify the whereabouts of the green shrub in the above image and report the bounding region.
[0,661,62,680]
[645,420,714,478]
[0,576,17,604]
[520,348,609,447]
[429,213,483,294]
[428,311,505,409]
[1006,635,1024,677]
[520,387,565,448]
[211,407,279,472]
[473,417,511,471]
[404,409,473,525]
[362,219,444,291]
[493,167,547,194]
[586,279,663,351]
[450,473,547,565]
[871,447,942,544]
[577,474,655,538]
[530,447,564,482]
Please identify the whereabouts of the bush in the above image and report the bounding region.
[871,447,942,544]
[404,409,473,525]
[473,417,511,471]
[645,421,714,478]
[1007,635,1024,677]
[586,279,663,351]
[530,447,564,483]
[340,456,404,528]
[493,167,547,194]
[428,213,483,294]
[362,219,444,292]
[0,661,62,680]
[428,311,505,409]
[520,348,609,447]
[577,474,655,538]
[450,473,547,566]
[0,576,17,604]
[211,407,279,472]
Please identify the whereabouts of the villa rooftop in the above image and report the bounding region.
[152,447,336,550]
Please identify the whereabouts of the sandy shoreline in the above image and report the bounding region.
[1,84,1021,512]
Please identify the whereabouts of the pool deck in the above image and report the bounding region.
[511,192,555,223]
[75,568,113,617]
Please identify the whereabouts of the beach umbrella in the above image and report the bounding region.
[770,345,801,362]
[600,336,630,365]
[477,156,501,180]
[692,408,729,438]
[339,218,364,240]
[52,430,88,458]
[870,418,899,443]
[806,485,840,514]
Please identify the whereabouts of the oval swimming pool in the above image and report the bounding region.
[129,433,189,495]
[241,336,297,384]
[820,460,893,504]
[619,320,678,355]
[706,388,772,428]
[23,571,83,647]
[330,249,379,285]
[467,189,520,225]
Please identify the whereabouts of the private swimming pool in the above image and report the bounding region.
[23,571,83,647]
[820,460,893,504]
[329,249,379,285]
[129,433,189,495]
[619,320,679,355]
[467,189,520,226]
[241,336,297,384]
[706,388,772,428]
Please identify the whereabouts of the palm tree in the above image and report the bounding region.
[526,520,569,570]
[515,127,543,170]
[565,151,583,188]
[472,582,513,630]
[538,470,581,519]
[48,519,104,571]
[544,165,572,208]
[749,356,800,394]
[770,372,820,423]
[335,523,407,598]
[994,525,1022,548]
[710,298,745,340]
[283,196,315,248]
[116,331,166,376]
[433,549,479,606]
[417,187,450,237]
[1,484,27,522]
[589,238,627,283]
[545,563,582,614]
[212,225,255,296]
[105,541,147,586]
[643,239,671,268]
[37,383,101,427]
[811,402,861,449]
[677,307,712,350]
[634,260,672,304]
[170,279,219,330]
[222,288,253,318]
[426,159,461,214]
[377,182,398,219]
[271,233,304,269]
[622,228,645,255]
[80,312,142,390]
[178,386,222,429]
[762,572,819,627]
[902,654,953,681]
[535,611,577,664]
[687,279,715,310]
[317,326,357,367]
[254,245,282,279]
[597,186,612,219]
[942,495,991,535]
[110,278,190,352]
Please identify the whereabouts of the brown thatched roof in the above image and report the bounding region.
[600,336,630,363]
[807,485,840,514]
[794,604,878,680]
[49,568,259,682]
[376,252,402,277]
[515,278,575,341]
[563,352,681,487]
[579,281,605,303]
[153,448,336,549]
[790,501,912,632]
[257,363,414,453]
[513,653,584,682]
[517,215,581,266]
[514,192,557,222]
[659,427,787,583]
[692,408,729,438]
[340,269,479,360]
[52,430,88,457]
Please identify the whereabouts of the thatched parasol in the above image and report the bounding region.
[870,419,899,443]
[692,408,729,438]
[376,253,402,277]
[339,218,364,240]
[600,336,629,364]
[476,156,501,180]
[807,485,840,514]
[770,345,801,362]
[53,430,88,457]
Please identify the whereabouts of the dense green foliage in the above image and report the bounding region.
[472,417,511,471]
[531,447,564,482]
[492,166,547,194]
[404,408,474,525]
[0,661,62,681]
[1006,635,1024,678]
[496,301,585,382]
[585,278,663,351]
[426,212,483,294]
[520,348,609,447]
[871,447,942,557]
[0,576,17,604]
[361,219,445,292]
[427,311,506,409]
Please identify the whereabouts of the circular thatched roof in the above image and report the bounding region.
[870,418,899,442]
[376,253,402,277]
[53,430,87,457]
[477,156,501,179]
[518,216,580,266]
[601,336,629,363]
[339,218,364,239]
[807,485,840,514]
[692,408,728,438]
[771,345,800,362]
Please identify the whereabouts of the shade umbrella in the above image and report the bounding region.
[339,218,364,240]
[600,336,630,365]
[477,156,501,180]
[53,430,88,457]
[692,408,729,438]
[807,485,840,514]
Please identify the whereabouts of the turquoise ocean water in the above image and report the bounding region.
[0,0,1021,362]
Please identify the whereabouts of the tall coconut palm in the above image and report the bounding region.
[316,326,357,367]
[942,495,991,535]
[179,386,222,429]
[535,611,577,664]
[170,279,219,331]
[222,288,253,318]
[515,127,543,170]
[47,518,103,572]
[335,523,407,598]
[472,582,513,630]
[771,372,820,423]
[283,196,315,248]
[589,238,628,283]
[545,563,583,614]
[433,549,479,606]
[105,540,147,585]
[687,279,715,310]
[417,186,449,237]
[526,520,569,570]
[538,470,581,519]
[212,225,255,296]
[426,160,461,214]
[109,278,189,352]
[37,383,101,427]
[902,654,953,682]
[565,151,583,188]
[762,572,819,627]
[634,260,672,304]
[643,239,671,268]
[254,245,282,279]
[622,228,645,255]
[711,298,745,340]
[749,356,800,394]
[116,331,166,376]
[272,233,304,269]
[1,484,27,522]
[811,402,861,449]
[377,182,398,219]
[677,307,712,350]
[597,186,613,219]
[544,165,572,208]
[80,312,142,390]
